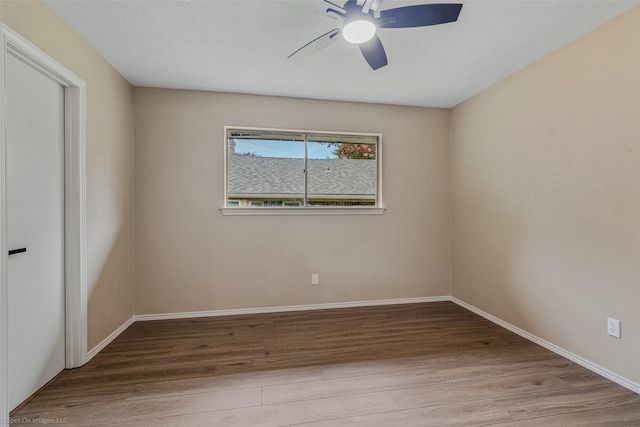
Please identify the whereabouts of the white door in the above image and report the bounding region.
[6,53,66,411]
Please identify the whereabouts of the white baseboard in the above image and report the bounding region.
[134,296,450,322]
[450,296,640,395]
[86,315,135,362]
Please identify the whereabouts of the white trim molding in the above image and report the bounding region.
[0,23,87,422]
[0,24,7,427]
[86,317,135,363]
[220,207,385,216]
[135,296,449,322]
[451,297,640,395]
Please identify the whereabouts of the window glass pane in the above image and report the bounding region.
[306,136,377,207]
[227,131,305,207]
[226,129,379,209]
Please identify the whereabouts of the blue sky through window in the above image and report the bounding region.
[232,139,337,159]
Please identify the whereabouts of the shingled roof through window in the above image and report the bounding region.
[228,153,376,197]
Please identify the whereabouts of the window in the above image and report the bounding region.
[224,127,381,212]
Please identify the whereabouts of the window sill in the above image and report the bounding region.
[220,207,386,216]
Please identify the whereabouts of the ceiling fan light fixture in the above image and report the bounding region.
[342,19,376,44]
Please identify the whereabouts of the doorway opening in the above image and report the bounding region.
[0,23,87,417]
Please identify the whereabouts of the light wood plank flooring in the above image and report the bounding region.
[10,302,640,426]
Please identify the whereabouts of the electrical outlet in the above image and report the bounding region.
[311,274,319,285]
[607,317,621,338]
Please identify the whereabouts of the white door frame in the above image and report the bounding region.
[0,24,87,422]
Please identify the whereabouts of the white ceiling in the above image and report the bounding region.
[45,0,638,108]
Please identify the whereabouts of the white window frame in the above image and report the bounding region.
[221,126,384,216]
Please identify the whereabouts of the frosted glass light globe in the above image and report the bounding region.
[342,20,376,44]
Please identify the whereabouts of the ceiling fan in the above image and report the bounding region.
[288,0,463,70]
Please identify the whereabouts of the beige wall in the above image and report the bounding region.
[1,1,135,349]
[134,89,450,314]
[451,7,640,384]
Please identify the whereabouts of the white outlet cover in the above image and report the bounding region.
[607,317,621,338]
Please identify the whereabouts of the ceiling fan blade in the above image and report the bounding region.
[359,34,388,70]
[378,3,462,28]
[323,0,347,14]
[288,29,342,61]
[284,0,346,18]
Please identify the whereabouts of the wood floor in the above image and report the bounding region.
[10,302,640,426]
